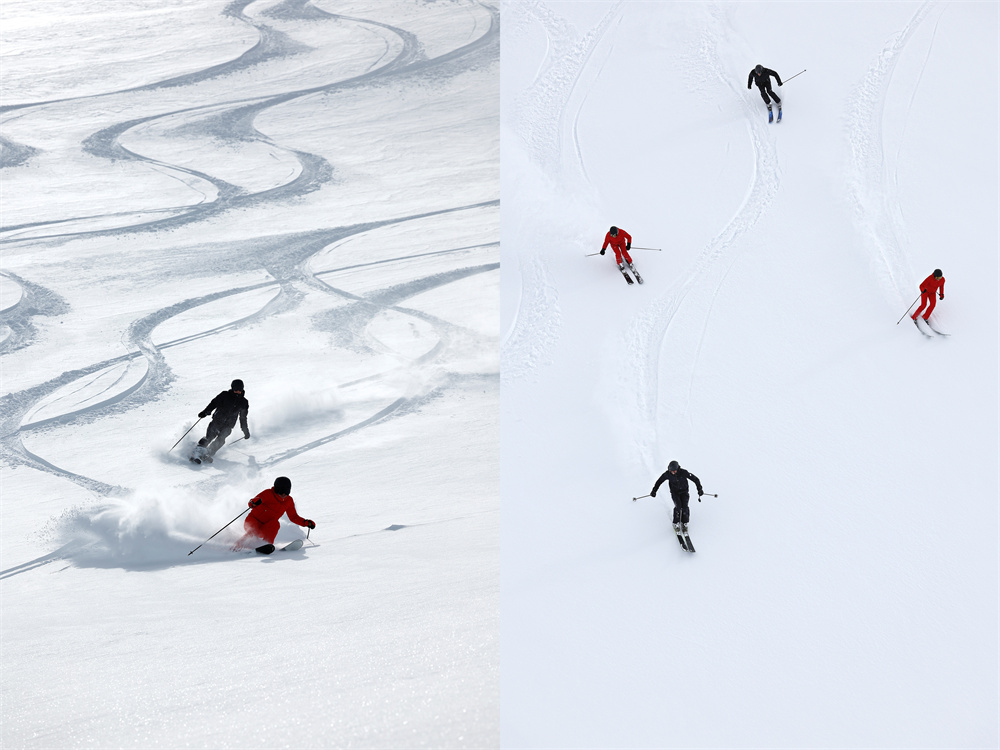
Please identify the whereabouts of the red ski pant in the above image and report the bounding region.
[913,291,938,320]
[239,515,281,546]
[612,247,633,266]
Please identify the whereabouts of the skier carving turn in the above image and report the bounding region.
[601,226,643,284]
[651,460,704,552]
[748,64,783,122]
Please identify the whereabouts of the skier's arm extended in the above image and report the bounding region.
[199,393,222,418]
[651,471,669,497]
[687,471,704,496]
[772,69,783,86]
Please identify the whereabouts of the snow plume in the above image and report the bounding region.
[246,378,344,435]
[47,483,267,569]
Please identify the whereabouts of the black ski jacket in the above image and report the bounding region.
[652,467,703,498]
[200,389,249,432]
[748,67,782,91]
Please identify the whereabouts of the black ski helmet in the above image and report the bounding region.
[609,226,618,236]
[933,269,943,278]
[668,460,680,472]
[274,476,292,495]
[755,64,763,76]
[231,379,244,391]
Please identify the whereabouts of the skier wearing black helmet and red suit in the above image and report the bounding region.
[194,379,250,462]
[237,476,315,551]
[748,64,782,117]
[601,226,633,266]
[911,269,945,322]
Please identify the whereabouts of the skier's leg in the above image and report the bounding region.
[912,292,930,320]
[671,499,682,525]
[623,249,634,265]
[200,421,220,447]
[922,293,937,320]
[207,423,233,456]
[238,516,280,547]
[613,247,624,266]
[759,87,771,105]
[769,86,781,105]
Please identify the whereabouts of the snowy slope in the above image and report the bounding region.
[1,1,498,747]
[501,2,998,747]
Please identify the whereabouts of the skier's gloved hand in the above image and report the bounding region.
[305,520,316,529]
[650,490,657,498]
[626,245,631,252]
[600,249,605,255]
[198,411,209,418]
[243,431,251,439]
[251,498,263,506]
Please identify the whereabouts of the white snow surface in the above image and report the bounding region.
[501,2,998,748]
[1,1,498,748]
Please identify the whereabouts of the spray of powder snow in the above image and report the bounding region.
[44,482,291,568]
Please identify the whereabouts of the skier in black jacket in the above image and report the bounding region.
[650,460,703,525]
[196,379,250,461]
[747,64,782,114]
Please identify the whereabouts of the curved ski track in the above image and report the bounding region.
[844,1,935,305]
[500,0,621,383]
[623,6,781,466]
[0,3,500,498]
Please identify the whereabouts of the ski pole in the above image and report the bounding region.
[170,418,202,452]
[586,251,603,257]
[896,294,921,324]
[632,494,651,502]
[187,508,250,556]
[697,492,719,502]
[783,69,806,84]
[631,247,662,251]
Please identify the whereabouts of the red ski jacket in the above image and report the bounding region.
[247,489,308,527]
[920,273,945,296]
[602,229,632,254]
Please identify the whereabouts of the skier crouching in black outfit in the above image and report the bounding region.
[196,379,250,461]
[651,460,703,529]
[748,63,782,114]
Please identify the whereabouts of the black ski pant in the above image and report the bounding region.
[757,84,780,106]
[200,419,234,456]
[671,493,691,524]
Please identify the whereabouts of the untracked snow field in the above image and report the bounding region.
[1,1,498,747]
[501,2,998,748]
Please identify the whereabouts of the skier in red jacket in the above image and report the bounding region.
[912,269,945,321]
[601,226,633,266]
[236,476,315,550]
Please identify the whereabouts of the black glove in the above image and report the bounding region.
[305,520,316,529]
[243,431,251,440]
[650,490,657,498]
[600,249,605,255]
[626,244,631,251]
[251,498,263,506]
[939,294,944,300]
[198,411,209,418]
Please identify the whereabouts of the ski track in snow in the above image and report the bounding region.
[624,6,781,468]
[1,3,500,501]
[500,0,622,382]
[845,1,935,305]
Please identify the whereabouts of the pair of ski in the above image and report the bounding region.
[618,262,643,285]
[253,539,303,555]
[768,105,782,123]
[673,523,695,553]
[912,317,950,339]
